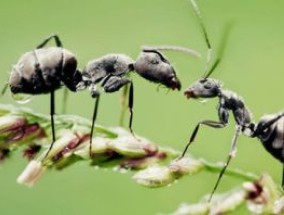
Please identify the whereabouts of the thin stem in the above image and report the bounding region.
[152,147,258,182]
[202,160,258,181]
[0,104,118,138]
[0,103,260,184]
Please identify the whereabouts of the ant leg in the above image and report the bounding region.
[128,82,134,135]
[180,120,226,158]
[1,83,8,97]
[89,95,100,158]
[32,52,57,145]
[119,85,129,126]
[43,90,56,160]
[208,125,241,202]
[35,34,68,113]
[36,34,63,49]
[102,76,133,133]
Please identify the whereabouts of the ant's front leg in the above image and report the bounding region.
[102,76,131,93]
[180,101,229,158]
[180,120,227,158]
[102,76,135,134]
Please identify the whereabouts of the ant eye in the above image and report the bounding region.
[151,59,159,64]
[203,82,212,89]
[167,75,174,81]
[263,127,268,133]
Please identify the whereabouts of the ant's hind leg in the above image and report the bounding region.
[43,90,56,161]
[35,34,69,114]
[89,95,100,158]
[128,82,134,135]
[102,76,135,135]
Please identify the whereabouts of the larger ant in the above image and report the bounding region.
[77,46,200,157]
[5,34,83,160]
[3,33,200,161]
[179,0,284,201]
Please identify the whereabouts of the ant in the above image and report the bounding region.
[4,34,82,160]
[77,46,201,157]
[179,0,284,201]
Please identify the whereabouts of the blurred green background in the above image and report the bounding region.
[1,0,284,214]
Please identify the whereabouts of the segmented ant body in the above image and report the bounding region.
[180,0,284,201]
[4,32,200,160]
[183,75,284,201]
[78,47,200,156]
[7,34,82,160]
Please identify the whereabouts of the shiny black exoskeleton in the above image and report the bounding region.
[252,112,284,163]
[183,77,284,200]
[80,50,181,98]
[8,34,82,160]
[77,49,183,156]
[180,0,284,202]
[10,35,82,95]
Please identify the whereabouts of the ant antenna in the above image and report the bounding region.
[203,21,234,79]
[142,45,201,58]
[142,49,170,63]
[203,59,220,79]
[189,0,212,77]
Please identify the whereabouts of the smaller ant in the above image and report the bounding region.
[180,0,284,201]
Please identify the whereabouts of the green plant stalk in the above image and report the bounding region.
[0,104,259,185]
[153,147,258,182]
[202,159,258,181]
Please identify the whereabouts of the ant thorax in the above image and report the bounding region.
[83,54,134,84]
[219,89,253,129]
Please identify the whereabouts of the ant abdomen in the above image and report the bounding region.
[9,47,80,95]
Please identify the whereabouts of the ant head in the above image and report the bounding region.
[184,78,221,99]
[134,50,181,91]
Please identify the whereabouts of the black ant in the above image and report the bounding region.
[77,46,201,157]
[5,34,82,160]
[179,0,284,201]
